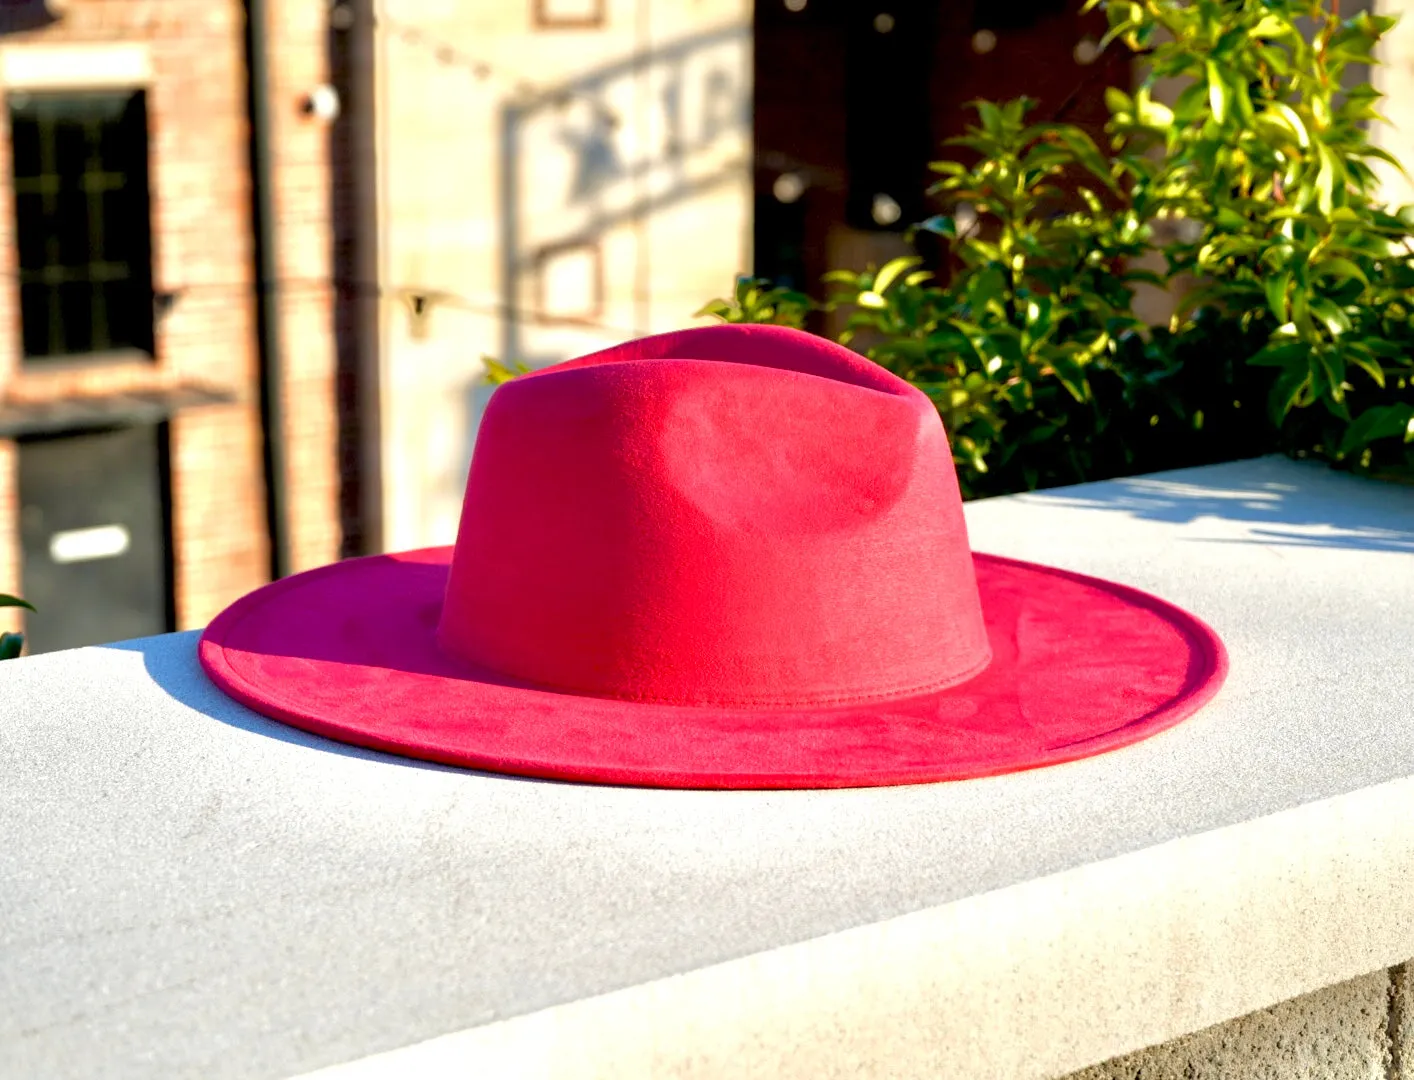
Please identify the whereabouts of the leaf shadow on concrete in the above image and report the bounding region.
[1019,456,1414,554]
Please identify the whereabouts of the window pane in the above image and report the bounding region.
[52,117,87,179]
[104,281,151,353]
[10,107,41,179]
[57,280,93,354]
[55,188,90,267]
[100,188,130,262]
[9,91,154,360]
[19,283,50,358]
[14,192,48,271]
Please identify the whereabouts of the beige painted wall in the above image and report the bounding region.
[1373,0,1414,211]
[372,0,752,551]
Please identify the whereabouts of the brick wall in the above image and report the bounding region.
[0,0,340,641]
[265,0,341,575]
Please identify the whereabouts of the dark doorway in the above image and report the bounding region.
[18,424,174,653]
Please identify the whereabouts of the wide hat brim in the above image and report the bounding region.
[198,547,1227,789]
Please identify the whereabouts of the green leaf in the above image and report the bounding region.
[1048,355,1090,402]
[1309,297,1352,337]
[857,291,887,309]
[1212,27,1247,58]
[1339,403,1414,454]
[1227,71,1254,125]
[1206,62,1228,124]
[1343,348,1388,389]
[1172,81,1210,126]
[1317,351,1348,404]
[917,214,957,237]
[1264,272,1291,322]
[975,100,1004,135]
[0,593,35,612]
[1266,104,1310,148]
[1000,98,1030,128]
[873,256,923,296]
[1035,124,1118,191]
[1268,366,1311,423]
[928,161,968,177]
[1311,257,1368,288]
[1257,43,1292,77]
[1138,98,1174,129]
[1359,144,1410,178]
[1314,143,1336,215]
[0,632,23,661]
[1251,14,1295,39]
[1105,87,1133,116]
[1248,341,1309,368]
[1214,206,1248,231]
[1077,186,1105,214]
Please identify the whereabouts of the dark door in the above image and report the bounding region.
[18,424,173,653]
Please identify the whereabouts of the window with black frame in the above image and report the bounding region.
[9,90,155,362]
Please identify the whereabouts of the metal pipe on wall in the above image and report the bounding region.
[242,0,292,581]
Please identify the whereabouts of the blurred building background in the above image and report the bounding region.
[0,0,1405,651]
[368,0,753,553]
[0,0,339,654]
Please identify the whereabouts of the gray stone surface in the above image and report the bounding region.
[1064,969,1393,1080]
[3,456,1414,1079]
[1392,963,1413,1080]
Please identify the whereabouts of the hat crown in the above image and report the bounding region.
[436,324,990,707]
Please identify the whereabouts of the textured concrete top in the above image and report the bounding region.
[4,456,1414,1080]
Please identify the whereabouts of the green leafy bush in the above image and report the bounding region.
[695,278,815,331]
[803,98,1162,496]
[481,356,533,386]
[697,0,1414,496]
[1106,0,1414,471]
[0,593,33,660]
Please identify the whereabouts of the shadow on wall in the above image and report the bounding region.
[442,22,751,512]
[497,23,750,362]
[1025,457,1414,554]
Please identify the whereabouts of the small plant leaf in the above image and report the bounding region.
[872,256,923,296]
[0,632,23,661]
[1268,366,1312,424]
[1206,62,1228,124]
[1339,404,1414,455]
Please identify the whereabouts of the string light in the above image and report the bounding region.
[369,14,542,99]
[1,273,652,341]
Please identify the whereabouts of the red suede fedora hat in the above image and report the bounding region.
[200,323,1227,789]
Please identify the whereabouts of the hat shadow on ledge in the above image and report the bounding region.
[99,632,566,786]
[1022,456,1414,554]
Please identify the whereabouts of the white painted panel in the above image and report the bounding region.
[49,524,132,565]
[0,44,151,90]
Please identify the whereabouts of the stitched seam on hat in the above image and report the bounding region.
[520,646,996,710]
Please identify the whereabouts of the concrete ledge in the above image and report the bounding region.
[289,773,1414,1079]
[1067,968,1397,1080]
[3,457,1414,1079]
